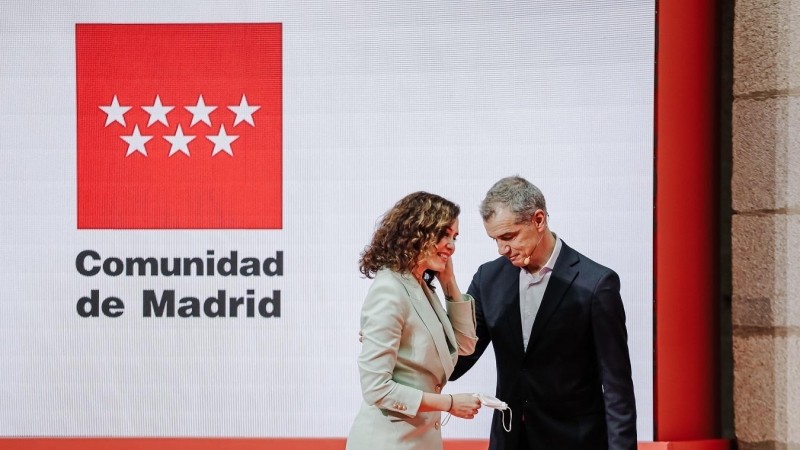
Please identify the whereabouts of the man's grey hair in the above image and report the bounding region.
[480,175,547,223]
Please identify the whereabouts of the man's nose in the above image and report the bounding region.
[496,241,509,255]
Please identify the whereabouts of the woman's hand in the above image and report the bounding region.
[448,393,482,419]
[420,392,480,416]
[435,258,463,302]
[434,256,456,286]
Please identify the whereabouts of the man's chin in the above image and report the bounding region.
[507,257,524,267]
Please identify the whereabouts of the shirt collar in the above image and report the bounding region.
[521,234,562,284]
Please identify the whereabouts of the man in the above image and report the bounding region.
[450,176,637,450]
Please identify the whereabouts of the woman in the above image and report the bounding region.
[347,192,482,450]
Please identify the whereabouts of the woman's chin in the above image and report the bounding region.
[427,264,445,274]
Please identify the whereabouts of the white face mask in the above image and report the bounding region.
[473,393,512,432]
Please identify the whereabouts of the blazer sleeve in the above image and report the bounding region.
[446,294,478,356]
[450,265,492,380]
[358,281,424,418]
[591,270,638,450]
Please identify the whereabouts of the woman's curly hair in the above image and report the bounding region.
[359,192,460,288]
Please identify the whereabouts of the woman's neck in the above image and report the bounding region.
[411,266,426,283]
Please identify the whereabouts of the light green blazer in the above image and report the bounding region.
[346,268,478,450]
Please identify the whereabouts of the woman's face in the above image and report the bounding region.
[417,218,459,274]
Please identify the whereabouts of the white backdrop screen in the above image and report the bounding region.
[0,0,654,440]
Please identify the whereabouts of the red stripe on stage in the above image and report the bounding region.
[0,437,730,450]
[0,439,491,450]
[0,439,735,449]
[640,440,731,450]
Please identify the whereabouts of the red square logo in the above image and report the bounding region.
[76,24,282,229]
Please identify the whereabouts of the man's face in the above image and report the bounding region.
[483,206,542,267]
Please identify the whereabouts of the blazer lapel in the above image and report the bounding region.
[426,286,457,353]
[426,287,463,381]
[523,242,579,359]
[392,272,455,379]
[494,261,526,359]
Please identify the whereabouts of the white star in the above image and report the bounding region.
[99,95,131,127]
[207,124,239,157]
[185,95,217,127]
[228,94,261,127]
[164,125,196,157]
[142,95,174,127]
[120,125,153,157]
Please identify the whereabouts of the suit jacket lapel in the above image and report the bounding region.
[427,287,466,379]
[523,242,579,360]
[426,286,457,354]
[393,272,455,380]
[495,261,526,359]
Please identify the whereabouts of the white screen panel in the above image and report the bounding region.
[0,0,654,440]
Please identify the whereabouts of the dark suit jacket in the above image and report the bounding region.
[451,241,637,450]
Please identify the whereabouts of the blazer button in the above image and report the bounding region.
[434,422,440,430]
[435,384,442,393]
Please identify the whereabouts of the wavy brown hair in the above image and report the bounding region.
[359,192,460,288]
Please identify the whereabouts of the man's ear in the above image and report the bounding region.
[534,210,546,229]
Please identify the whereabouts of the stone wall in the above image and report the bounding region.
[732,0,800,448]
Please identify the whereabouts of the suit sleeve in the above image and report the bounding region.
[446,294,478,356]
[358,282,424,418]
[450,266,492,381]
[591,270,638,450]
